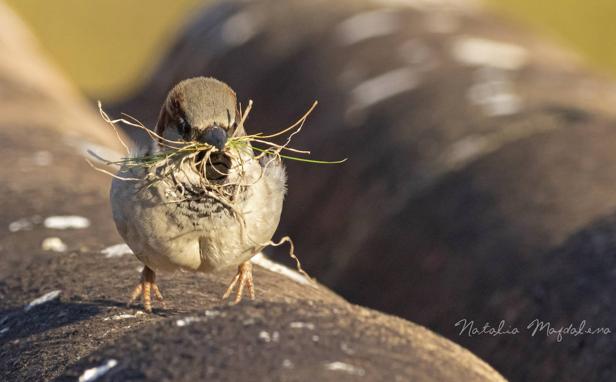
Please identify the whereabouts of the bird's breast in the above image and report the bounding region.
[110,159,284,273]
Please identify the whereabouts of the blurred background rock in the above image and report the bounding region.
[6,0,616,101]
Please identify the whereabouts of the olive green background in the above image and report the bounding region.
[5,0,615,101]
[4,0,204,100]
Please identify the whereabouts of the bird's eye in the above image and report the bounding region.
[177,117,191,138]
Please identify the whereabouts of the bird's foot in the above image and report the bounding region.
[222,261,255,304]
[127,266,165,313]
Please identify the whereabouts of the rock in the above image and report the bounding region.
[0,2,503,381]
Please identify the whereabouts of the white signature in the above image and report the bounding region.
[455,319,611,342]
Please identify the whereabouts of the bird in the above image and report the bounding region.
[110,77,286,312]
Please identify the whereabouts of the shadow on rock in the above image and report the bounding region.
[0,300,102,343]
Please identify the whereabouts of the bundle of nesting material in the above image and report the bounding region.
[93,101,343,213]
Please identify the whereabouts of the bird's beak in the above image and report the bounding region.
[200,125,228,150]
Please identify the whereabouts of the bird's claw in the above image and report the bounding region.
[127,266,165,313]
[222,261,255,304]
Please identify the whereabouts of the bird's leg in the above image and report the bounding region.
[222,261,255,304]
[127,266,165,313]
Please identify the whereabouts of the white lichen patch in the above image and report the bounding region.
[324,361,366,376]
[204,309,222,318]
[221,11,262,46]
[467,67,521,116]
[446,135,490,166]
[44,216,90,230]
[24,290,61,312]
[251,253,311,286]
[258,330,271,342]
[289,322,315,330]
[101,243,133,258]
[9,218,33,232]
[346,68,420,119]
[335,9,400,46]
[176,316,205,327]
[451,36,528,70]
[103,312,144,321]
[282,359,294,369]
[444,113,558,171]
[41,237,67,252]
[78,359,118,382]
[258,330,280,343]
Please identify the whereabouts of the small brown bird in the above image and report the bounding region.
[110,77,286,312]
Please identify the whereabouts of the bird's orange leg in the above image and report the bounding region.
[128,266,165,313]
[222,261,255,304]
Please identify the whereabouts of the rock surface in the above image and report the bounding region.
[0,1,504,381]
[113,0,616,381]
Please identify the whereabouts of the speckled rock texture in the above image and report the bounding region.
[114,0,616,381]
[0,1,505,381]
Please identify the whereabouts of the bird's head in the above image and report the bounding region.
[155,77,242,150]
[155,77,244,182]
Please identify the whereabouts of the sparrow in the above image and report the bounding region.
[110,77,287,312]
